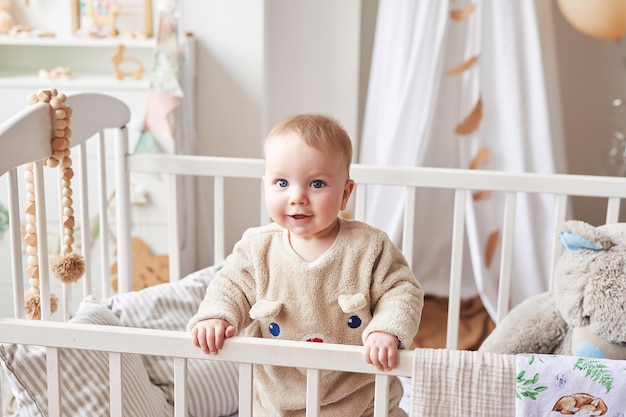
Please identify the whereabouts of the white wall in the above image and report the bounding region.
[180,1,365,267]
[552,3,626,225]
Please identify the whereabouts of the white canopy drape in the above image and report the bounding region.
[359,0,566,319]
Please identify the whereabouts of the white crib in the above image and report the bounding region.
[1,92,626,417]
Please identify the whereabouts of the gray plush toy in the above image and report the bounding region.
[479,220,626,359]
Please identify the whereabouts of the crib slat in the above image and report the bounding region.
[174,357,188,417]
[495,192,517,323]
[214,176,225,263]
[77,142,92,299]
[97,131,111,299]
[549,194,568,289]
[446,189,467,349]
[606,196,621,224]
[373,374,390,417]
[8,168,25,319]
[306,368,321,417]
[34,160,53,320]
[109,352,123,417]
[354,183,366,221]
[402,187,416,266]
[238,363,253,417]
[114,126,132,293]
[168,173,181,281]
[47,347,61,417]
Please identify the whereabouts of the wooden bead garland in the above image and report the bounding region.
[23,89,85,319]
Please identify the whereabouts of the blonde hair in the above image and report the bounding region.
[263,114,353,174]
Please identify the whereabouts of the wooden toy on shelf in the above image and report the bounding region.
[110,44,144,80]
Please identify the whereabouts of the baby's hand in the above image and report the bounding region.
[191,318,236,354]
[364,331,399,371]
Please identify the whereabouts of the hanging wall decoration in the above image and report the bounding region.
[447,2,500,269]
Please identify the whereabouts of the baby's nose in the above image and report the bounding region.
[289,187,308,205]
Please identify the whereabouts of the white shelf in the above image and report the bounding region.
[0,71,151,90]
[0,35,157,49]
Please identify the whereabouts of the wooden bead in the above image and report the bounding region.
[25,223,36,234]
[55,119,68,129]
[62,168,74,180]
[24,233,37,246]
[55,109,67,119]
[27,93,38,105]
[64,235,74,246]
[46,157,60,168]
[24,201,36,214]
[52,138,66,150]
[26,266,39,279]
[63,215,75,228]
[62,157,72,168]
[28,277,39,288]
[27,255,38,266]
[26,245,37,256]
[53,150,65,161]
[50,97,63,109]
[63,206,74,217]
[36,90,50,102]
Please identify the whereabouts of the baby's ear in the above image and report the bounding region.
[250,299,283,320]
[338,293,367,313]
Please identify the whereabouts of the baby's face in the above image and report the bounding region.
[263,134,352,240]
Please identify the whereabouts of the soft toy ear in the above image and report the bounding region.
[250,299,283,320]
[561,232,603,251]
[560,220,613,251]
[337,293,367,313]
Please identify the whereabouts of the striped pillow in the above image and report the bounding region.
[0,298,173,417]
[106,264,239,417]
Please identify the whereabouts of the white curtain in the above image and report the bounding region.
[359,0,565,318]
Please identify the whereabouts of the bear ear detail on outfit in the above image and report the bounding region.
[560,220,613,252]
[250,299,283,320]
[338,293,367,313]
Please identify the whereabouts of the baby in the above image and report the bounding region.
[188,113,423,416]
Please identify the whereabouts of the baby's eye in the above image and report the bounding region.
[276,179,288,188]
[310,180,325,189]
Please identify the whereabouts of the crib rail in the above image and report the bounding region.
[0,318,413,417]
[127,153,626,348]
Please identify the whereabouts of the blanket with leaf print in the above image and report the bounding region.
[516,354,625,416]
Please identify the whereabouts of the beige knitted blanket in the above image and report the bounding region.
[410,348,515,417]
